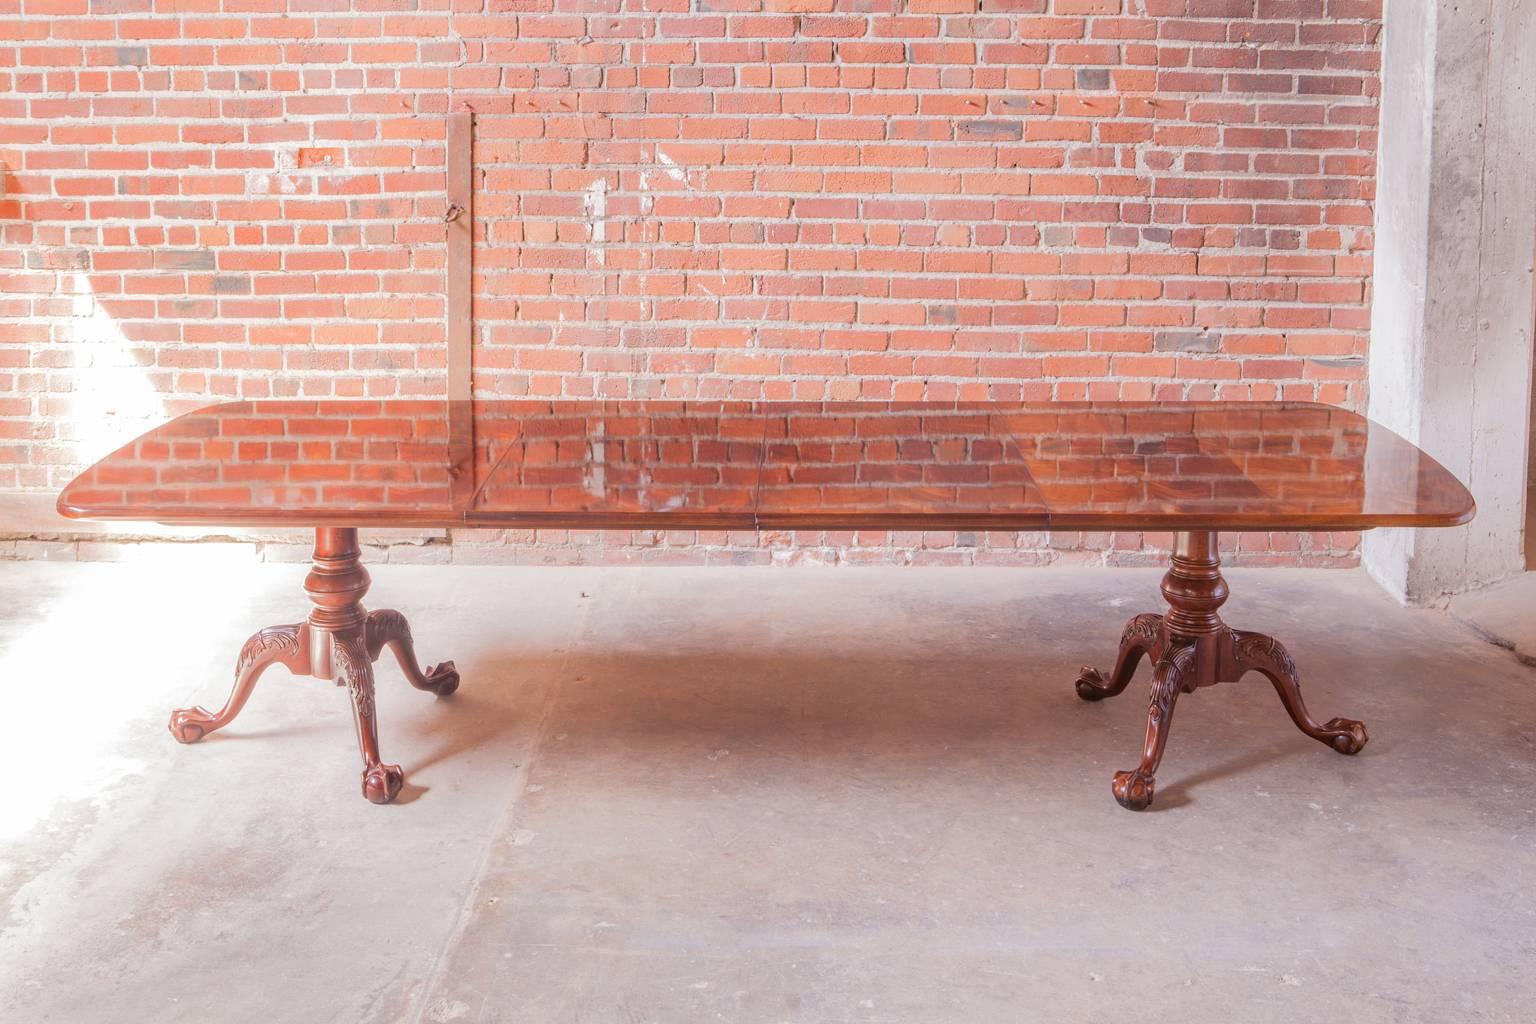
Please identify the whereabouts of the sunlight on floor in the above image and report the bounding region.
[0,551,266,841]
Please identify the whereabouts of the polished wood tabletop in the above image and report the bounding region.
[57,400,1475,532]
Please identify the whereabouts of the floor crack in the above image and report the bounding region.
[402,573,604,1024]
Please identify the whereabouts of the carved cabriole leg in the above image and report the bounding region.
[333,630,404,804]
[366,609,460,697]
[1080,530,1368,811]
[169,623,309,743]
[1112,644,1197,811]
[167,526,458,805]
[1231,630,1368,755]
[1075,612,1163,701]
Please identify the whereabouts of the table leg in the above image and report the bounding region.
[1075,530,1368,811]
[166,527,458,804]
[333,629,404,804]
[168,624,307,744]
[365,608,460,696]
[1075,612,1163,701]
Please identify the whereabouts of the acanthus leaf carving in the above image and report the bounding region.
[333,637,376,722]
[1233,630,1297,681]
[235,624,301,680]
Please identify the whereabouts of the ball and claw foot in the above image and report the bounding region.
[1075,666,1114,702]
[1113,769,1156,811]
[362,763,405,804]
[423,661,460,697]
[168,707,215,744]
[1321,717,1368,755]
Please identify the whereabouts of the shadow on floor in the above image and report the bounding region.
[367,645,1352,812]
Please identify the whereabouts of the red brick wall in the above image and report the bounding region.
[0,0,1379,566]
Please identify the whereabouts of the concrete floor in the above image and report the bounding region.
[1453,572,1536,665]
[1,558,1534,1023]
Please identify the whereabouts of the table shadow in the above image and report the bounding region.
[377,644,1362,809]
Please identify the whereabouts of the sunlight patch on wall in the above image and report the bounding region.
[64,270,166,465]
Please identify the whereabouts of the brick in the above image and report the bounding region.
[910,0,978,11]
[957,119,1024,140]
[1153,330,1223,353]
[1074,67,1111,89]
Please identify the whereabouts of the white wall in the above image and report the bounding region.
[1366,0,1536,604]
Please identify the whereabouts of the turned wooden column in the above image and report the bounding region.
[1160,530,1227,689]
[303,527,371,680]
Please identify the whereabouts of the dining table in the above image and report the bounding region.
[57,399,1475,810]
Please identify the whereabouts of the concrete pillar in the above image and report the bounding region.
[1365,0,1536,604]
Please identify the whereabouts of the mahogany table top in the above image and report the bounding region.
[56,400,1475,533]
